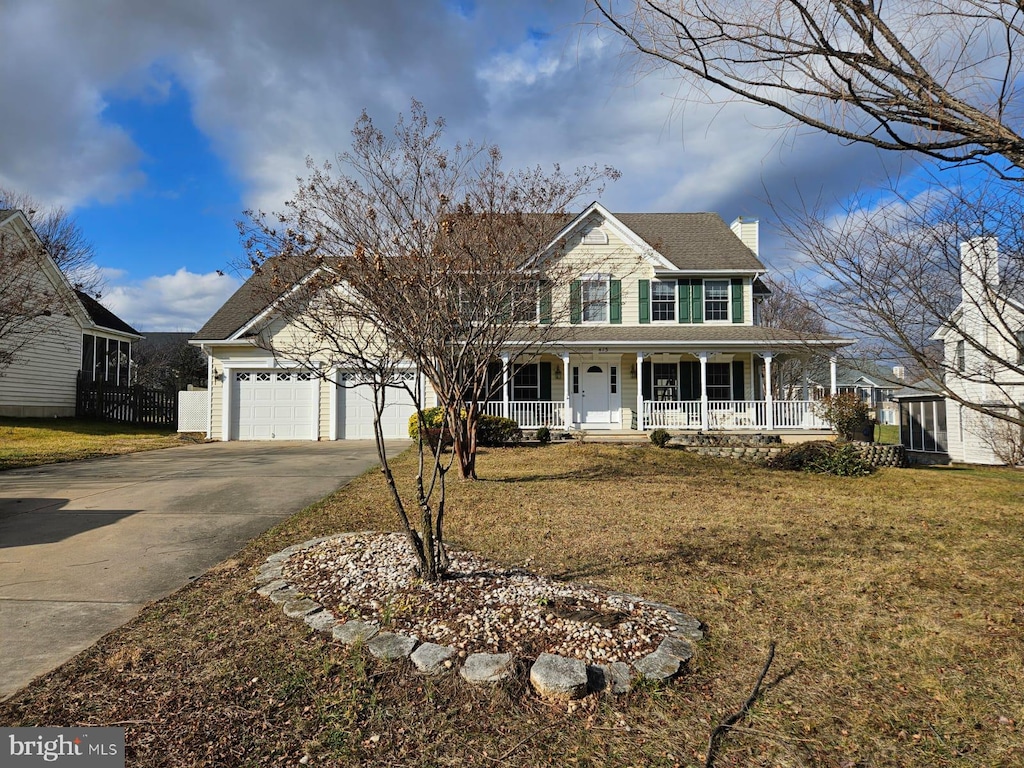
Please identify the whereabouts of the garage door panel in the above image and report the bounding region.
[338,373,416,440]
[231,370,316,441]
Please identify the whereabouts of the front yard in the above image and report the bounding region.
[0,417,190,471]
[2,444,1021,766]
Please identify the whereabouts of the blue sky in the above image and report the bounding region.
[0,0,909,331]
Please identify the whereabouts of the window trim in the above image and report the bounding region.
[706,361,732,401]
[955,339,966,372]
[703,279,731,323]
[512,363,540,402]
[650,280,676,322]
[580,274,610,323]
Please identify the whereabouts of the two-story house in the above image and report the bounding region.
[933,237,1024,464]
[191,202,852,441]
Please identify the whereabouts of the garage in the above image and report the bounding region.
[231,370,316,440]
[338,371,418,439]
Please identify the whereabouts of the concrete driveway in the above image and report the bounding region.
[0,439,402,700]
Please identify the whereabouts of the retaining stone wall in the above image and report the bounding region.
[677,440,907,468]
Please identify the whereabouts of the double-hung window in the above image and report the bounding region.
[581,276,609,322]
[706,362,731,400]
[512,282,539,322]
[704,280,730,321]
[955,340,966,372]
[651,281,676,321]
[653,363,678,401]
[512,363,540,401]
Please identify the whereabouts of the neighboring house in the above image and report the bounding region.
[795,359,904,425]
[0,209,141,418]
[933,238,1024,465]
[191,202,853,441]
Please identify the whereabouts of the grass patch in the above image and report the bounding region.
[2,444,1023,766]
[0,417,196,470]
[875,424,901,444]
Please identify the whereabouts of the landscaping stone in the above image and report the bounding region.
[410,642,457,675]
[304,610,337,632]
[267,587,299,605]
[256,579,289,597]
[633,649,685,681]
[255,564,283,583]
[657,635,694,663]
[366,632,418,660]
[460,652,514,683]
[283,597,322,619]
[530,653,588,699]
[587,662,632,695]
[332,619,380,645]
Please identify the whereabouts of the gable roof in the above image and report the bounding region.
[614,212,765,271]
[75,290,141,337]
[192,207,768,342]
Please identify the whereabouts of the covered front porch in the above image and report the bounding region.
[481,349,840,432]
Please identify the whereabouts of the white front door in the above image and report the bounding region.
[574,363,620,428]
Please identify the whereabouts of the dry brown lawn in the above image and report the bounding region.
[2,443,1022,767]
[0,417,191,470]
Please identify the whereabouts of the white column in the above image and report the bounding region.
[801,370,809,401]
[764,353,775,430]
[501,353,510,419]
[636,352,645,431]
[829,355,838,396]
[698,351,709,431]
[562,353,571,430]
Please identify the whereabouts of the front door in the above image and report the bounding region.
[575,363,619,428]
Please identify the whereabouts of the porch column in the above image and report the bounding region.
[634,352,643,430]
[500,353,510,419]
[698,351,709,431]
[764,353,775,430]
[802,371,809,401]
[829,356,838,396]
[562,353,571,430]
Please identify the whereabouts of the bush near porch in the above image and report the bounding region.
[2,444,1022,767]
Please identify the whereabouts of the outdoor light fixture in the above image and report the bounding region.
[630,364,637,379]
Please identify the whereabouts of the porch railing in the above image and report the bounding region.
[643,399,828,431]
[484,400,565,429]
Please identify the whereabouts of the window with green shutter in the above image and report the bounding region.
[638,279,650,324]
[609,279,622,324]
[731,278,744,323]
[570,280,582,324]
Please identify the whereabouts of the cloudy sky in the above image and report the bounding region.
[0,0,905,331]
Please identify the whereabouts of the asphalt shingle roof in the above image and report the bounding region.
[75,290,141,336]
[614,212,764,271]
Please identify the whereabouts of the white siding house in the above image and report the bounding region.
[934,238,1024,465]
[0,209,141,418]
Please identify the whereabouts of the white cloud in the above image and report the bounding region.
[99,268,240,332]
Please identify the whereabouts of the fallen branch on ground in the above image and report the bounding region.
[704,641,777,768]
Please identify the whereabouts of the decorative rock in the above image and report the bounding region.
[633,649,685,681]
[283,597,322,619]
[305,610,337,632]
[530,653,588,699]
[256,579,289,597]
[411,642,457,675]
[460,652,514,683]
[367,631,418,660]
[657,635,694,663]
[589,662,632,695]
[332,619,380,645]
[255,564,283,583]
[267,587,299,605]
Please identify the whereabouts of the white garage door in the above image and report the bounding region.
[232,370,316,440]
[338,371,417,439]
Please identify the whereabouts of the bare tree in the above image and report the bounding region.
[591,0,1024,176]
[0,212,77,371]
[241,102,617,578]
[758,275,831,398]
[777,178,1024,428]
[0,186,101,295]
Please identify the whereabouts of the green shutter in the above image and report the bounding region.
[678,280,690,323]
[732,360,745,400]
[539,282,552,325]
[570,280,581,324]
[641,361,652,401]
[691,280,703,324]
[609,279,622,325]
[539,362,551,401]
[731,278,743,323]
[638,279,650,324]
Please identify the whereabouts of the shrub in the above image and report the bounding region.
[807,441,874,476]
[766,440,873,476]
[649,428,671,448]
[535,426,551,445]
[408,407,446,441]
[813,393,872,441]
[477,415,522,446]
